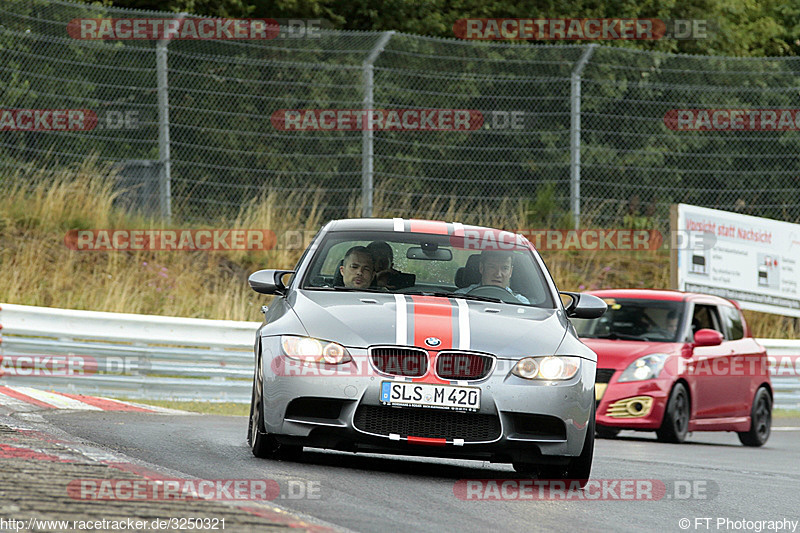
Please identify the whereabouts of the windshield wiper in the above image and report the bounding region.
[306,287,388,294]
[306,287,504,303]
[403,290,503,304]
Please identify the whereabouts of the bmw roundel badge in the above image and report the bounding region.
[424,337,441,347]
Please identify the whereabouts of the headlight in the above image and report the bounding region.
[617,353,668,382]
[280,336,352,364]
[512,356,581,380]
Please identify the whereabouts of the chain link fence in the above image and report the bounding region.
[3,0,800,228]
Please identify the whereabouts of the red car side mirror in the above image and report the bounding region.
[693,328,723,347]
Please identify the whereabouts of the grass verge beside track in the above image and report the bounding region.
[118,399,250,416]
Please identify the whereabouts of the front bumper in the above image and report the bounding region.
[260,341,595,463]
[595,375,673,430]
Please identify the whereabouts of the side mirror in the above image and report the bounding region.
[560,292,607,319]
[693,328,723,347]
[248,269,294,295]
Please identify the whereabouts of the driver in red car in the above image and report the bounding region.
[456,250,529,304]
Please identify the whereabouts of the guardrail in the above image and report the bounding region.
[753,339,800,410]
[0,303,798,408]
[0,303,261,402]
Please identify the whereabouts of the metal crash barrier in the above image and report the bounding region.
[0,303,798,408]
[0,303,260,402]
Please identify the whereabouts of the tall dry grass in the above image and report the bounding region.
[0,159,322,321]
[0,161,795,336]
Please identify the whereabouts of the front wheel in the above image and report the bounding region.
[656,382,690,443]
[516,402,595,488]
[248,355,302,460]
[738,386,771,447]
[248,360,277,458]
[563,402,595,486]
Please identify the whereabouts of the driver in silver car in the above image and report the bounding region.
[339,246,375,289]
[456,250,530,304]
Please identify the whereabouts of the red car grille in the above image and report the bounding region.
[436,352,494,380]
[370,347,428,377]
[596,368,616,383]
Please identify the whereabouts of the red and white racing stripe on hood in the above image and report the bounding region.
[393,294,471,385]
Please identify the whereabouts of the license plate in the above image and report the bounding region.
[380,381,480,412]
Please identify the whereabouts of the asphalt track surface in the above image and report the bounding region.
[41,411,800,533]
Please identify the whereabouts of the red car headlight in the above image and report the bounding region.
[617,353,668,382]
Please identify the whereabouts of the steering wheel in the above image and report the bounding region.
[466,284,520,303]
[646,327,673,338]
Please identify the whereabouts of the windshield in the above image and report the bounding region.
[300,230,555,308]
[573,298,685,342]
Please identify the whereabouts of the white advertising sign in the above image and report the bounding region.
[675,204,800,317]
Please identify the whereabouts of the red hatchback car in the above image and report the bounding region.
[573,289,772,446]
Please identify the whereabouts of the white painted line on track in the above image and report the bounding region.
[9,387,102,411]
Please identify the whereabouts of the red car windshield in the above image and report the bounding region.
[573,298,685,342]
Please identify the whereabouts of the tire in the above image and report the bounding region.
[248,354,302,460]
[248,390,277,458]
[656,382,690,443]
[737,386,771,447]
[515,402,595,489]
[596,426,620,439]
[511,460,538,475]
[563,401,595,487]
[248,354,277,458]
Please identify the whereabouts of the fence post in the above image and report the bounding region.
[570,44,596,230]
[361,31,395,218]
[156,42,172,221]
[156,15,186,222]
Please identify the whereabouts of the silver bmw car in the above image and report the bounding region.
[247,218,605,482]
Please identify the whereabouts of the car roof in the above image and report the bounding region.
[585,288,738,307]
[325,218,502,234]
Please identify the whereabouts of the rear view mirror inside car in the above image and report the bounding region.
[406,246,452,261]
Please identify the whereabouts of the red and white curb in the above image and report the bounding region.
[0,426,340,532]
[0,386,182,413]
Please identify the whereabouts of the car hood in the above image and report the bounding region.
[291,290,568,357]
[580,338,681,370]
